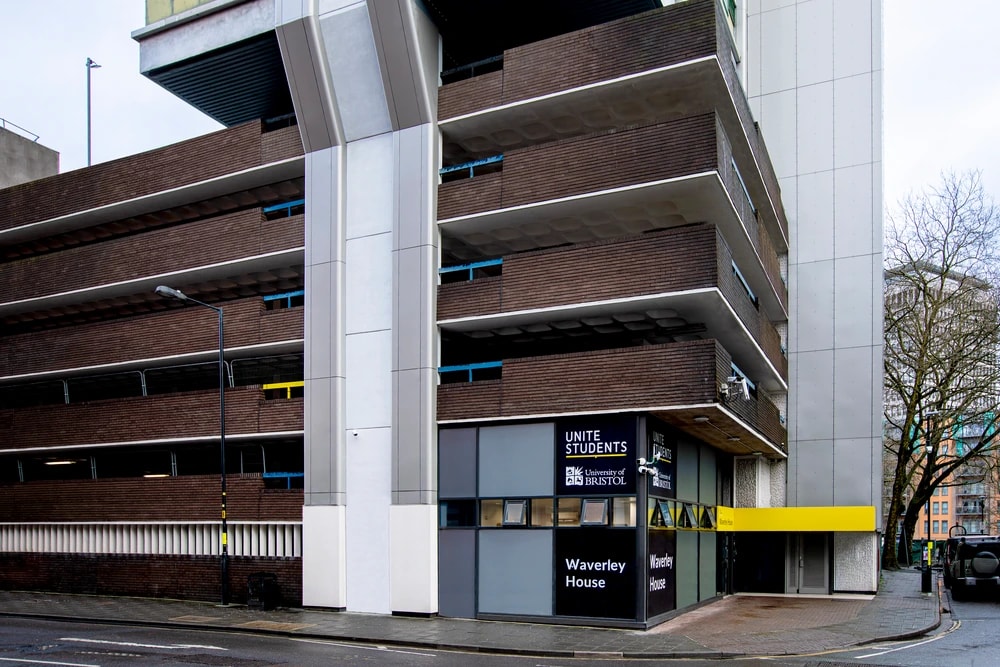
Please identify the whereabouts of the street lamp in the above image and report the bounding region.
[85,58,101,166]
[925,440,934,542]
[154,285,229,605]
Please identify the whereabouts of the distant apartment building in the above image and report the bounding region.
[0,0,882,627]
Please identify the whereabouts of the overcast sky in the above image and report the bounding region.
[1,1,998,209]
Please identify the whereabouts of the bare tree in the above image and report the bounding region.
[883,171,1000,569]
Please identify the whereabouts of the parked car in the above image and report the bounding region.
[943,534,1000,600]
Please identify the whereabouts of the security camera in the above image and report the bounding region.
[638,465,655,475]
[725,376,750,400]
[637,457,650,466]
[352,430,359,437]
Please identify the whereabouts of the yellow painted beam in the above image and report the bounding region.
[730,506,876,532]
[262,381,305,390]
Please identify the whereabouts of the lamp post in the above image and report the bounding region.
[921,409,939,593]
[155,285,229,605]
[85,58,101,166]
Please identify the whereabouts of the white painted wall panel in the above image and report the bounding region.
[795,0,833,87]
[795,171,834,264]
[834,73,873,169]
[303,505,347,607]
[834,255,874,350]
[758,90,797,179]
[389,505,437,613]
[346,426,392,612]
[345,232,393,334]
[759,5,797,95]
[346,330,393,429]
[833,163,874,257]
[833,346,874,440]
[346,134,395,239]
[796,82,834,175]
[795,260,834,352]
[833,0,872,79]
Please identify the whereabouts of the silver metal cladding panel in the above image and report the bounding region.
[305,376,347,505]
[304,146,347,504]
[367,0,438,129]
[276,15,343,152]
[391,122,438,504]
[833,438,875,506]
[392,367,437,505]
[318,3,392,141]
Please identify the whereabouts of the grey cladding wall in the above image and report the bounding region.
[478,423,554,497]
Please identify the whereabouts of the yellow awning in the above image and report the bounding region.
[727,506,876,532]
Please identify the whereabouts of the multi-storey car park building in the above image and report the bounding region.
[0,0,882,627]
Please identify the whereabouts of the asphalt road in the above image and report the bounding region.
[0,616,850,667]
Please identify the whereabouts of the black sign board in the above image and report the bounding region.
[555,528,637,619]
[646,425,676,498]
[646,529,676,618]
[556,417,636,495]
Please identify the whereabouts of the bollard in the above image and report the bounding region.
[921,565,932,593]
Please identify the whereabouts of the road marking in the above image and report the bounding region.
[0,659,100,667]
[855,621,961,659]
[59,638,227,651]
[290,638,436,657]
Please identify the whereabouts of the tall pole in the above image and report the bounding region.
[155,285,229,605]
[86,58,101,166]
[217,305,229,606]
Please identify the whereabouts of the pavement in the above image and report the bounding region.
[0,568,941,659]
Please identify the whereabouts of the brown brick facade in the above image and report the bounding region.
[439,1,716,119]
[0,211,304,302]
[1,387,303,449]
[437,0,788,246]
[0,121,304,231]
[439,115,718,220]
[438,224,786,378]
[0,554,302,606]
[439,341,717,420]
[438,339,785,449]
[0,475,301,522]
[1,299,302,377]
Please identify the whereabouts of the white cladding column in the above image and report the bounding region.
[276,0,439,613]
[747,0,883,592]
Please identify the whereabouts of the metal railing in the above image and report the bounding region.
[439,258,503,281]
[0,117,39,142]
[439,361,502,383]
